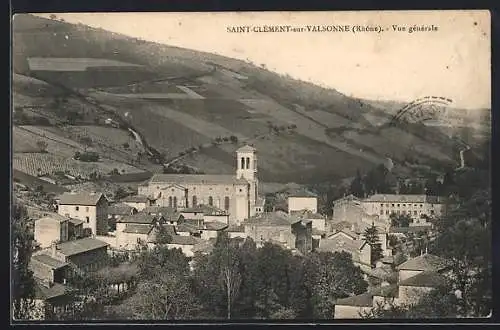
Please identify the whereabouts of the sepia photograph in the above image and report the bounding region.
[11,10,491,321]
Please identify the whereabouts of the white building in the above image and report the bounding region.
[287,189,318,214]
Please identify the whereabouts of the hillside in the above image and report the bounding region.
[12,14,488,187]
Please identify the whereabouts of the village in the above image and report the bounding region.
[15,144,470,320]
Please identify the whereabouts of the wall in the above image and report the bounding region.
[292,221,313,254]
[245,224,294,249]
[204,214,229,224]
[228,231,247,239]
[201,229,219,240]
[95,198,109,235]
[359,243,372,266]
[35,219,63,248]
[334,305,372,319]
[288,197,318,214]
[116,231,148,250]
[95,235,118,249]
[66,247,109,272]
[310,218,326,232]
[398,269,423,282]
[30,257,55,283]
[363,200,445,223]
[332,200,365,223]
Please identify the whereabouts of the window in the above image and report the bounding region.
[239,189,242,192]
[430,210,435,215]
[380,204,384,207]
[414,211,417,215]
[85,207,89,212]
[224,197,230,211]
[86,216,90,223]
[397,204,400,207]
[385,210,389,215]
[241,157,245,169]
[392,204,395,207]
[173,197,178,208]
[246,157,250,169]
[172,189,174,192]
[192,195,197,207]
[397,210,400,215]
[208,196,213,206]
[168,197,173,208]
[75,206,79,211]
[380,210,383,215]
[420,204,423,208]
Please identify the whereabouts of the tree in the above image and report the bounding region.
[114,186,128,200]
[120,272,199,320]
[389,213,412,228]
[12,202,36,320]
[36,140,48,153]
[229,135,238,144]
[363,224,383,265]
[349,169,365,198]
[79,137,93,152]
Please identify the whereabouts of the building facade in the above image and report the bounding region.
[138,145,260,226]
[56,192,109,236]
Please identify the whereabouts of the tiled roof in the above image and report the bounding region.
[288,188,318,198]
[182,204,228,216]
[399,271,448,288]
[149,174,248,185]
[56,237,109,256]
[108,203,136,216]
[120,195,150,203]
[36,213,70,223]
[34,281,69,300]
[371,284,399,298]
[32,254,68,269]
[335,292,374,307]
[317,235,367,256]
[169,235,202,246]
[176,223,200,234]
[236,144,256,153]
[68,218,84,226]
[245,211,301,226]
[363,194,445,204]
[142,206,180,221]
[117,213,158,224]
[205,221,228,231]
[122,224,152,235]
[396,254,448,272]
[57,192,106,206]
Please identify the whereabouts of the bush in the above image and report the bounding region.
[229,135,238,144]
[122,142,130,149]
[78,151,100,162]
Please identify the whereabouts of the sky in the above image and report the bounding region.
[35,11,491,109]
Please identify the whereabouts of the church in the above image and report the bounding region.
[138,145,264,226]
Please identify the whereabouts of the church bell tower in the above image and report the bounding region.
[236,144,258,217]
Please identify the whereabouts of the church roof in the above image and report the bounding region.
[236,144,256,153]
[149,174,248,186]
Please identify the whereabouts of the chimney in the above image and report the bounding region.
[51,241,57,258]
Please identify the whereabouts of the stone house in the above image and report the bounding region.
[115,213,167,250]
[34,213,70,249]
[317,233,372,268]
[201,221,228,240]
[56,192,109,236]
[120,194,153,212]
[287,189,318,214]
[396,253,449,282]
[291,209,327,232]
[243,211,313,254]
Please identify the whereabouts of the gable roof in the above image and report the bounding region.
[396,254,448,272]
[149,174,247,186]
[317,235,368,257]
[142,206,180,221]
[371,284,399,298]
[55,237,109,256]
[205,221,229,231]
[399,271,448,288]
[122,224,153,235]
[245,211,301,226]
[118,213,158,224]
[120,195,150,203]
[176,223,200,234]
[335,292,374,307]
[32,254,69,269]
[57,192,106,206]
[36,213,70,223]
[182,204,228,216]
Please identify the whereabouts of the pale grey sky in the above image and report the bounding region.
[35,11,491,109]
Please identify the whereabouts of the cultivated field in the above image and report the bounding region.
[27,57,144,71]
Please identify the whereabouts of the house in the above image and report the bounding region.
[115,213,164,249]
[334,254,451,319]
[56,192,109,236]
[243,211,313,254]
[120,194,153,212]
[334,292,374,318]
[27,281,73,320]
[34,214,70,248]
[287,189,318,214]
[181,204,229,224]
[35,237,109,276]
[107,203,138,231]
[201,221,228,240]
[142,206,182,225]
[227,224,248,239]
[176,222,200,237]
[167,235,203,258]
[397,271,448,305]
[396,253,449,282]
[317,234,372,268]
[68,219,84,240]
[291,209,327,232]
